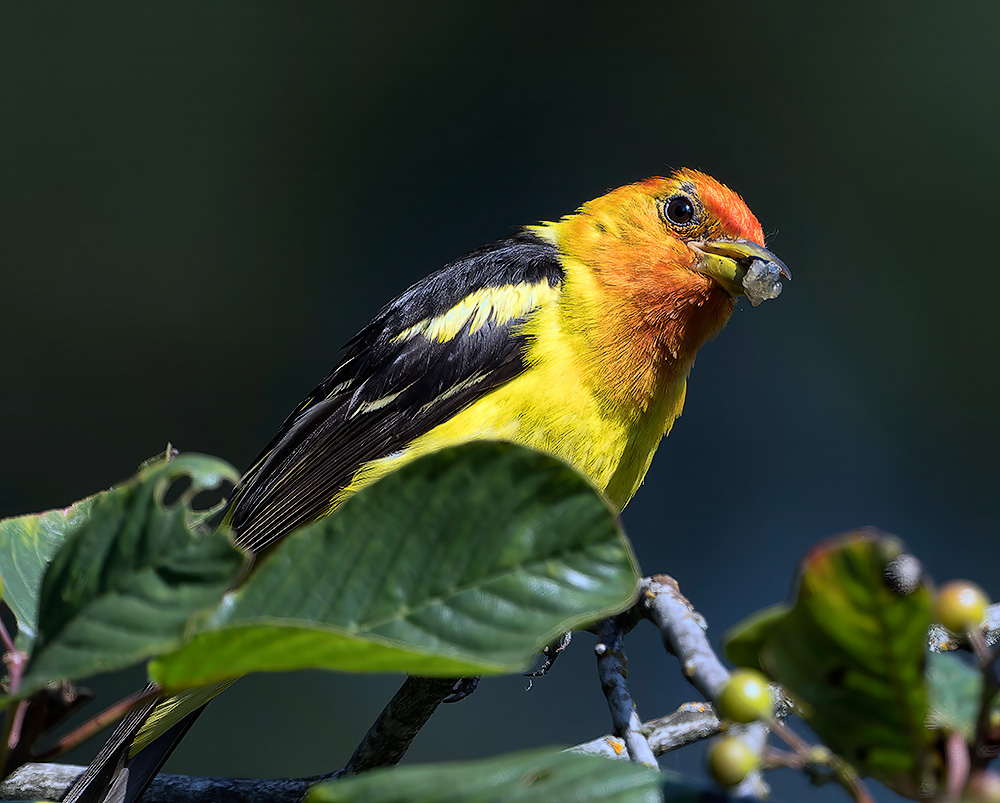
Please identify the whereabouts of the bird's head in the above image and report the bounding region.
[528,169,789,385]
[536,168,788,302]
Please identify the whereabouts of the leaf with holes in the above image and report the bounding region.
[150,442,638,688]
[14,454,245,700]
[723,530,934,798]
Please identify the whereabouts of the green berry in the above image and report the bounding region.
[707,736,758,788]
[717,669,772,723]
[934,580,990,634]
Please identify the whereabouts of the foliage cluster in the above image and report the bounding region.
[0,445,996,802]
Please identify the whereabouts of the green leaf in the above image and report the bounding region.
[17,454,245,697]
[151,442,638,689]
[926,651,982,740]
[723,529,934,798]
[306,749,662,803]
[720,603,787,674]
[0,492,103,648]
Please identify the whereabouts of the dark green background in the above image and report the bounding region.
[2,4,997,801]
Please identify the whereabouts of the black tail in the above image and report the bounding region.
[64,693,205,803]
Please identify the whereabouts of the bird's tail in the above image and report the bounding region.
[64,681,233,803]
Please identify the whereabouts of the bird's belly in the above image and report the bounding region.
[337,363,686,513]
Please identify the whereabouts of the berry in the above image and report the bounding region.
[934,580,990,634]
[716,669,772,723]
[707,736,758,788]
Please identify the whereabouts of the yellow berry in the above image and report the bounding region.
[707,736,758,787]
[717,669,772,723]
[934,580,990,634]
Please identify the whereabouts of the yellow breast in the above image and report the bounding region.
[334,279,690,513]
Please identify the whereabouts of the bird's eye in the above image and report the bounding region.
[665,196,696,226]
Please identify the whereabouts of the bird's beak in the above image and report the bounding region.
[689,239,791,297]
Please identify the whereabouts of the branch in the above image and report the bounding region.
[339,675,465,776]
[0,762,322,803]
[638,575,770,800]
[571,701,721,759]
[594,616,657,766]
[638,575,729,699]
[3,703,725,802]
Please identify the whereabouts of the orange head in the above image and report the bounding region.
[552,168,785,297]
[534,169,788,398]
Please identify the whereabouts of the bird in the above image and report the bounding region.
[65,168,789,802]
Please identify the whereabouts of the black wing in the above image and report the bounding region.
[228,230,564,552]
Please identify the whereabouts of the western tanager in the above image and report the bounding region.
[66,168,788,802]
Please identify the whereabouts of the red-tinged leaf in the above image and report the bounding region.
[724,530,935,799]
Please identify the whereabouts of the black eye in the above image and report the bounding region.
[665,196,696,226]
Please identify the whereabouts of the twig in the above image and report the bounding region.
[638,575,770,800]
[767,722,874,803]
[31,686,161,762]
[4,682,92,774]
[973,628,1000,768]
[339,676,465,776]
[0,620,16,658]
[1,624,27,772]
[0,762,320,803]
[571,701,721,759]
[0,701,21,777]
[638,575,729,699]
[944,729,970,803]
[594,617,657,767]
[835,760,878,803]
[769,717,811,755]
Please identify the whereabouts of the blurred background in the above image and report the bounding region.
[2,3,997,801]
